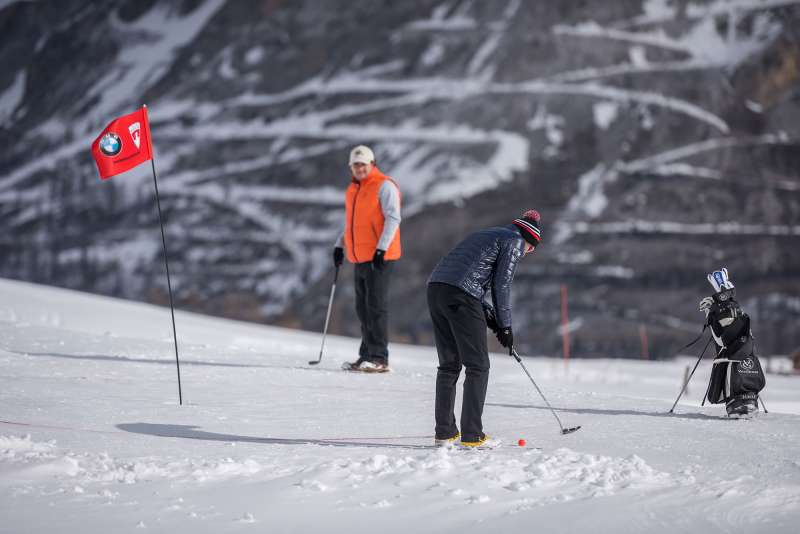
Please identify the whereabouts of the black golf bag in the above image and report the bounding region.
[703,287,766,416]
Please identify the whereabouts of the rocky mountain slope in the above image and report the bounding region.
[1,0,799,357]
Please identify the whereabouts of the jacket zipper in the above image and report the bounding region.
[350,181,360,263]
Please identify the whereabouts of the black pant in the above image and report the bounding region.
[427,282,490,442]
[354,260,394,363]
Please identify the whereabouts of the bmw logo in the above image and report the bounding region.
[99,132,122,156]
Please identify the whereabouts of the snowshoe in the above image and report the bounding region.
[726,397,759,419]
[458,433,500,449]
[434,432,460,447]
[342,359,390,373]
[341,357,366,371]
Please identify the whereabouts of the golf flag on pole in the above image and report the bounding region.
[90,105,184,405]
[91,106,153,180]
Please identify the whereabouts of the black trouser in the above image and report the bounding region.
[354,260,394,363]
[427,282,490,442]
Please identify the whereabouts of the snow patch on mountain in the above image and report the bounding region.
[593,101,619,130]
[83,0,227,130]
[0,70,25,125]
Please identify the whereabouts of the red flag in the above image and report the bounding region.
[91,106,153,180]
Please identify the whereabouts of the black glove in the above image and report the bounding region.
[496,326,513,353]
[372,249,386,270]
[333,246,344,268]
[483,303,499,333]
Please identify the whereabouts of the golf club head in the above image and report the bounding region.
[308,360,320,366]
[561,426,581,435]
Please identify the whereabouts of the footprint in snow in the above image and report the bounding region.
[505,481,531,492]
[237,513,256,523]
[296,479,328,492]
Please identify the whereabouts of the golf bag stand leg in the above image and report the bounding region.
[669,336,713,413]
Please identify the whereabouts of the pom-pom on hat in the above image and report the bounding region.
[513,209,542,246]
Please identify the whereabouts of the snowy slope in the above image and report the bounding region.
[1,277,800,533]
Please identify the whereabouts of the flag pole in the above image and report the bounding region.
[144,104,183,406]
[560,284,570,370]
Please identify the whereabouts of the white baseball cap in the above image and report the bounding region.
[349,145,375,166]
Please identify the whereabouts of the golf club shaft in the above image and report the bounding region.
[311,266,339,364]
[511,347,570,433]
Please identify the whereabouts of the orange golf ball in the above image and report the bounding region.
[518,439,526,447]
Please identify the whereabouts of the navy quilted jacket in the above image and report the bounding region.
[428,224,526,328]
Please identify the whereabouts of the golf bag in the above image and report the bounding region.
[700,269,766,416]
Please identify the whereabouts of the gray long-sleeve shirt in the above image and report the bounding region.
[335,180,401,251]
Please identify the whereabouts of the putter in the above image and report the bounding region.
[511,347,581,435]
[309,266,339,365]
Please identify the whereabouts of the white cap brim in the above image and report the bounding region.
[349,155,372,165]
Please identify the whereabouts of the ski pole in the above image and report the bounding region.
[510,347,581,435]
[669,335,713,413]
[759,397,769,413]
[308,265,339,366]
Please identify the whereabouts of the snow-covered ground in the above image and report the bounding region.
[1,278,799,533]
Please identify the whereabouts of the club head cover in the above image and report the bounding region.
[707,268,734,293]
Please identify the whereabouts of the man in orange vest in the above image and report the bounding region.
[333,145,402,373]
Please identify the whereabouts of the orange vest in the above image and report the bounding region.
[344,166,402,263]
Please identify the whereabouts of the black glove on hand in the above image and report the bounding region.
[333,246,344,268]
[483,303,499,333]
[496,327,513,353]
[372,249,386,270]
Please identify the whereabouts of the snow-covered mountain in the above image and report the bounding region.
[1,0,799,357]
[1,278,800,533]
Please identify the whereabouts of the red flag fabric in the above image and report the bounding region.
[91,106,153,180]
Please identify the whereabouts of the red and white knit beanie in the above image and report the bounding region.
[512,209,542,246]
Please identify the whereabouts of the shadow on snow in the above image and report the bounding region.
[486,402,727,420]
[117,423,437,450]
[5,349,332,371]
